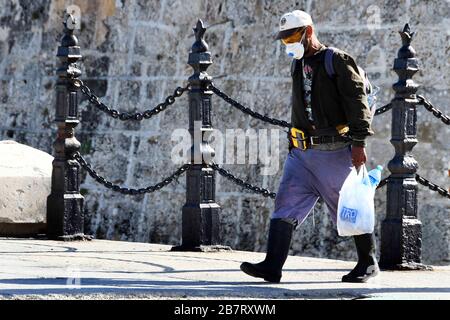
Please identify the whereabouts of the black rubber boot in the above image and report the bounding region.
[240,218,295,283]
[342,233,380,283]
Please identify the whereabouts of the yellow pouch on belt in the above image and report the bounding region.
[336,125,349,135]
[290,127,307,150]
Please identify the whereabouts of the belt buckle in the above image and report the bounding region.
[290,127,308,150]
[309,136,319,146]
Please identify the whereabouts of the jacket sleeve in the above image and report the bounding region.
[333,51,374,147]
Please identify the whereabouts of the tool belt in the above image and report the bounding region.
[288,127,351,151]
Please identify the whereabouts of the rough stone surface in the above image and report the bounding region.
[0,1,448,263]
[0,140,53,223]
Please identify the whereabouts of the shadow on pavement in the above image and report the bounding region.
[0,277,449,299]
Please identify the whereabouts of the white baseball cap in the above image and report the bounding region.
[274,10,313,40]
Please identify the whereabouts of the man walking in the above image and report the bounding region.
[240,10,379,283]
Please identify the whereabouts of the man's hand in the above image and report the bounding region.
[351,146,367,169]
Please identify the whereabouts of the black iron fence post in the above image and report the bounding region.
[47,14,86,240]
[380,24,427,269]
[172,20,229,251]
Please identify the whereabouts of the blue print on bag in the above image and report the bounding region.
[340,207,358,224]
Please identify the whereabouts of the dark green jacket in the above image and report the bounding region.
[291,47,374,147]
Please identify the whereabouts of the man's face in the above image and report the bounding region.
[281,27,307,45]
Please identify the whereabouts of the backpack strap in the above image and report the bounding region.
[290,59,300,76]
[323,47,339,129]
[324,47,338,78]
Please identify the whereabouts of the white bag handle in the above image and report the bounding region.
[355,165,368,180]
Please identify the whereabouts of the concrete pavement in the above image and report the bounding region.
[0,238,449,300]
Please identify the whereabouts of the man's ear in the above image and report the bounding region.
[305,25,313,39]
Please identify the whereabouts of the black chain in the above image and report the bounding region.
[415,174,450,199]
[417,95,450,125]
[72,79,190,121]
[211,82,393,122]
[74,152,449,199]
[377,174,449,199]
[374,103,392,116]
[377,177,390,189]
[211,164,390,197]
[208,83,291,128]
[73,152,189,195]
[209,162,277,199]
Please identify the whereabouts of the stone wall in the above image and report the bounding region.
[0,0,448,264]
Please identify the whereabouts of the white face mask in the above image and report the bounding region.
[285,32,307,60]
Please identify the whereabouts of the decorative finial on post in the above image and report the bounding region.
[64,13,75,29]
[58,13,80,57]
[192,19,209,53]
[187,19,212,83]
[398,23,416,59]
[400,23,413,43]
[402,23,411,34]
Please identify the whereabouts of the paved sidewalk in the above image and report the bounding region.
[0,239,449,300]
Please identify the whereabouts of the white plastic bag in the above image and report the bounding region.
[337,166,375,236]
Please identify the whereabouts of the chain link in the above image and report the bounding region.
[374,103,392,116]
[377,177,390,189]
[377,174,449,199]
[415,174,450,199]
[417,95,450,125]
[209,162,277,199]
[72,79,190,121]
[73,152,188,195]
[208,83,291,128]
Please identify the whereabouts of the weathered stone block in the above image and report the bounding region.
[0,140,53,225]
